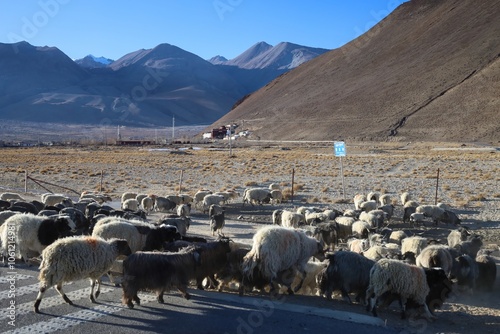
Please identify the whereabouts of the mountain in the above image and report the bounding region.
[207,55,228,65]
[75,54,114,68]
[211,0,500,143]
[208,41,330,70]
[0,40,327,128]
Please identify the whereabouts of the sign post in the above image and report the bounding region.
[334,141,346,199]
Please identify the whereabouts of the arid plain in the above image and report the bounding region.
[0,140,499,333]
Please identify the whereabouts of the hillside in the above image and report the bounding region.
[213,0,500,143]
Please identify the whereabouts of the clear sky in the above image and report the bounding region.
[0,0,407,61]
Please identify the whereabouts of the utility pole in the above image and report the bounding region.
[172,116,175,142]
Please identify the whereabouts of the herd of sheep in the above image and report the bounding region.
[0,186,497,321]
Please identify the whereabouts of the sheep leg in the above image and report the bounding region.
[178,284,191,300]
[33,286,47,313]
[293,270,306,293]
[157,290,165,304]
[55,283,73,305]
[133,294,141,305]
[94,278,102,299]
[341,288,353,304]
[399,297,407,319]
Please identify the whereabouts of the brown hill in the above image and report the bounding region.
[213,0,500,143]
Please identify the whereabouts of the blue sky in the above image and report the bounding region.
[0,0,407,61]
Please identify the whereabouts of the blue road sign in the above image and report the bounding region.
[334,141,346,157]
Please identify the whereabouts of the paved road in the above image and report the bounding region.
[0,264,396,334]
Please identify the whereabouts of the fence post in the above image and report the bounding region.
[24,170,28,193]
[179,170,184,193]
[100,170,104,192]
[435,168,440,205]
[291,168,295,204]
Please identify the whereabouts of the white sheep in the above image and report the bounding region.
[194,190,212,208]
[335,216,356,241]
[0,192,25,202]
[353,194,366,210]
[166,195,183,206]
[366,258,436,320]
[179,194,194,205]
[202,194,225,213]
[366,192,380,203]
[352,220,372,238]
[42,194,73,207]
[415,205,446,224]
[176,203,191,218]
[410,212,425,226]
[403,200,419,208]
[34,236,132,313]
[436,202,451,211]
[241,225,325,295]
[359,210,386,229]
[379,194,392,206]
[269,183,281,191]
[242,188,272,206]
[416,244,454,277]
[280,260,327,296]
[304,210,329,225]
[400,192,411,206]
[359,200,378,212]
[389,230,408,245]
[1,213,76,263]
[270,189,283,204]
[141,196,155,214]
[281,210,305,228]
[348,238,369,254]
[121,192,138,203]
[401,236,428,257]
[121,198,139,211]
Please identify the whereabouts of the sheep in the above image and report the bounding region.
[366,192,379,203]
[403,200,419,208]
[342,209,360,218]
[280,210,305,228]
[209,204,224,218]
[362,245,391,262]
[436,202,451,211]
[379,194,392,206]
[122,247,201,307]
[409,213,425,226]
[353,194,366,210]
[359,200,378,213]
[157,216,191,237]
[304,210,329,225]
[210,211,225,236]
[415,205,446,225]
[202,194,225,213]
[141,196,155,214]
[240,225,325,296]
[60,207,90,235]
[402,206,416,224]
[416,245,454,277]
[242,188,272,206]
[178,194,194,205]
[453,235,483,259]
[272,209,283,225]
[1,213,76,264]
[215,248,251,293]
[366,258,439,320]
[318,251,375,303]
[270,189,283,204]
[454,254,479,293]
[400,192,411,206]
[310,222,338,251]
[121,198,139,211]
[348,237,369,253]
[447,227,471,248]
[335,216,356,241]
[154,196,177,212]
[176,203,191,218]
[269,183,281,191]
[92,219,179,253]
[42,194,73,208]
[121,191,138,203]
[475,254,497,291]
[352,220,373,239]
[323,209,342,221]
[0,211,18,226]
[389,230,408,245]
[283,260,327,295]
[378,204,395,222]
[359,210,385,229]
[166,195,183,206]
[194,190,212,208]
[192,238,232,290]
[401,236,428,258]
[0,192,25,202]
[442,210,461,225]
[34,236,131,313]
